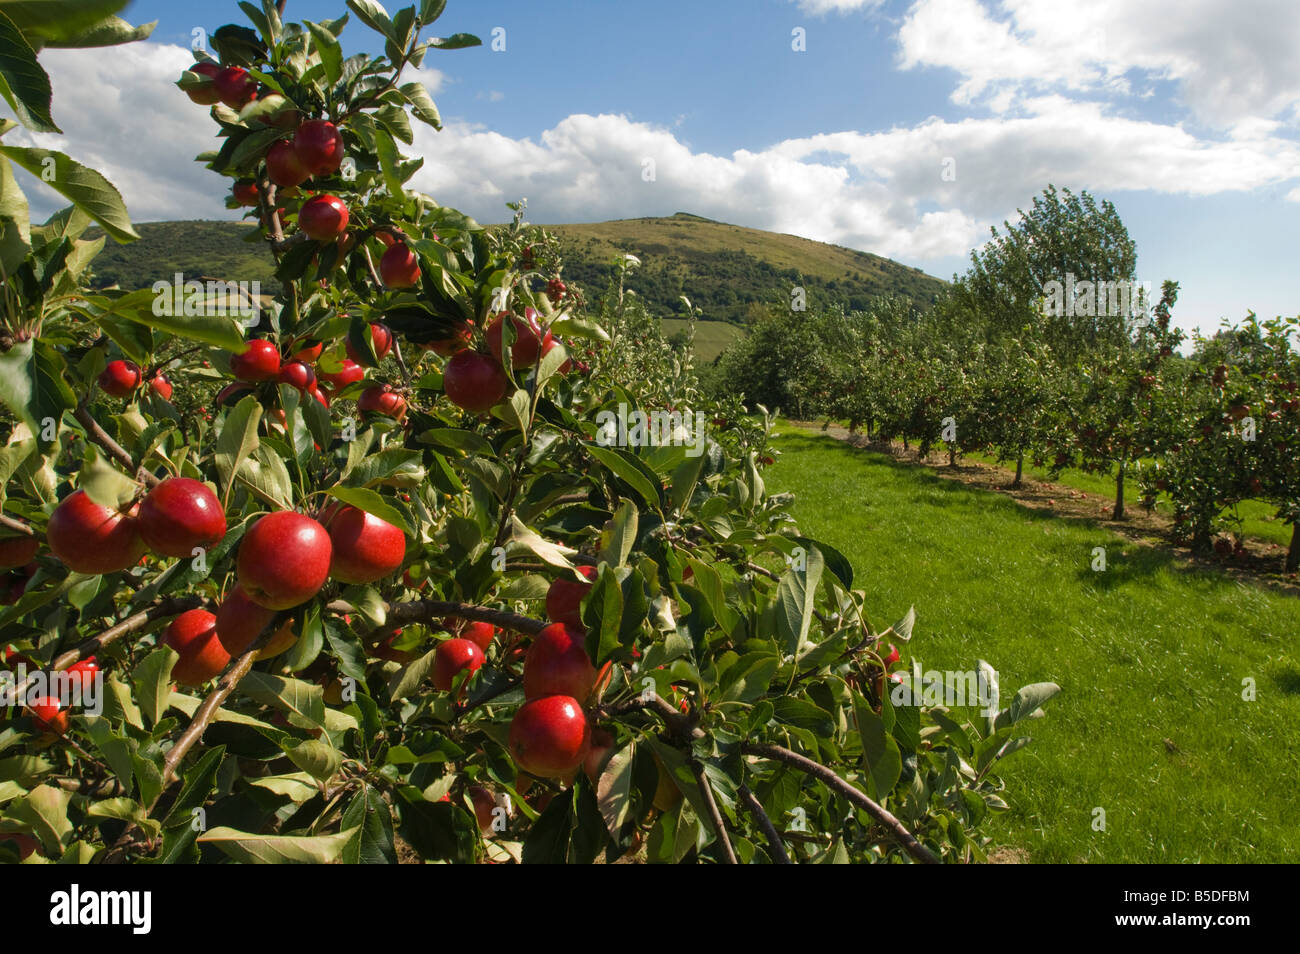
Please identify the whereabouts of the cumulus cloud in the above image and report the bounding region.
[791,0,884,14]
[897,0,1300,127]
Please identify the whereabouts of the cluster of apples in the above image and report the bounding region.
[436,307,572,415]
[220,322,407,422]
[162,501,407,687]
[97,360,173,401]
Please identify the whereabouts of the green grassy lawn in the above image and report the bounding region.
[765,426,1300,863]
[662,318,743,362]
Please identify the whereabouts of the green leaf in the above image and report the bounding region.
[87,287,248,351]
[0,154,31,274]
[774,546,824,656]
[85,797,159,837]
[78,445,136,509]
[855,698,902,801]
[427,32,480,50]
[0,11,56,132]
[132,646,178,725]
[597,499,637,568]
[0,1,134,44]
[162,744,225,827]
[346,0,394,40]
[0,144,136,241]
[509,515,577,568]
[325,485,412,535]
[285,738,342,782]
[238,671,326,730]
[522,788,574,864]
[1008,681,1060,726]
[214,395,262,505]
[0,337,75,442]
[400,80,441,129]
[198,826,357,863]
[237,443,294,510]
[596,740,635,839]
[40,15,154,49]
[584,444,662,511]
[341,783,397,864]
[9,783,70,854]
[247,772,318,803]
[582,568,623,666]
[388,648,436,702]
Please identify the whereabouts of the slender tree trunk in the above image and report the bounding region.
[948,445,957,467]
[1113,456,1127,520]
[1287,522,1299,573]
[903,435,909,452]
[1013,452,1023,488]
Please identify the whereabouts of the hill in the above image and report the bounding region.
[85,214,948,356]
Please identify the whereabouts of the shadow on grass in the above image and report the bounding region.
[1271,666,1300,695]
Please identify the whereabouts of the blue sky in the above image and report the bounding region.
[13,0,1300,336]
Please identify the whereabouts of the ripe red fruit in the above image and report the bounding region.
[486,310,551,368]
[461,621,497,652]
[65,657,100,694]
[508,695,591,778]
[138,477,227,558]
[98,359,141,397]
[316,358,364,390]
[184,62,223,105]
[232,181,259,206]
[468,785,498,834]
[298,194,349,241]
[291,339,324,362]
[293,119,345,177]
[0,832,38,860]
[230,339,281,381]
[545,566,598,628]
[27,696,69,735]
[149,374,173,401]
[162,609,231,686]
[321,504,406,584]
[346,323,394,366]
[523,621,596,702]
[427,322,473,357]
[47,490,147,575]
[214,583,276,656]
[443,350,508,413]
[357,385,406,420]
[432,638,485,691]
[379,244,421,288]
[214,67,257,108]
[236,511,332,610]
[278,360,316,391]
[0,535,38,569]
[546,278,566,302]
[584,726,616,784]
[309,386,330,408]
[266,139,309,188]
[215,382,254,407]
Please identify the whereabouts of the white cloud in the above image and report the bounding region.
[897,0,1300,127]
[792,0,883,14]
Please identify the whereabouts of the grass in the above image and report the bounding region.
[662,318,743,362]
[764,425,1300,863]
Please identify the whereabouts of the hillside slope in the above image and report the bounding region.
[86,214,948,338]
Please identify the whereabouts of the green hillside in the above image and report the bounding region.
[86,214,947,355]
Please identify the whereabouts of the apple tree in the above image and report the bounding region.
[0,0,1060,865]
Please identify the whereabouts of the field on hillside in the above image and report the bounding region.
[764,425,1300,863]
[661,318,743,362]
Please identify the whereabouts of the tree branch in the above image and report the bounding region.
[330,598,549,640]
[691,759,737,864]
[0,512,34,536]
[598,692,702,742]
[73,403,161,488]
[738,783,791,864]
[741,741,940,864]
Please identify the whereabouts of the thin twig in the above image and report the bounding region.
[738,783,791,864]
[74,404,161,487]
[741,741,940,864]
[0,513,34,536]
[330,598,549,640]
[691,759,737,864]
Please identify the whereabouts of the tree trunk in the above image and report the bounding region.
[948,445,957,467]
[1113,457,1127,520]
[1287,522,1299,573]
[1013,452,1024,488]
[903,436,909,452]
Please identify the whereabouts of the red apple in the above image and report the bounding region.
[346,322,393,366]
[508,695,591,778]
[443,350,508,413]
[162,609,231,686]
[214,66,257,109]
[427,322,473,357]
[486,309,551,369]
[291,339,324,362]
[523,622,597,701]
[317,358,364,390]
[293,119,345,177]
[468,785,498,834]
[0,832,38,860]
[0,535,38,569]
[278,360,316,391]
[64,657,100,695]
[379,244,421,288]
[232,181,259,206]
[183,62,223,105]
[236,511,332,610]
[47,490,147,575]
[357,385,406,421]
[214,583,277,656]
[298,194,349,241]
[583,726,616,784]
[27,696,69,735]
[149,374,173,401]
[321,504,406,584]
[545,566,598,627]
[432,638,485,691]
[98,359,141,398]
[461,620,497,652]
[546,278,566,303]
[230,339,281,381]
[266,139,310,188]
[138,477,227,558]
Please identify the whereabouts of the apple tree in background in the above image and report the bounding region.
[0,0,1059,864]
